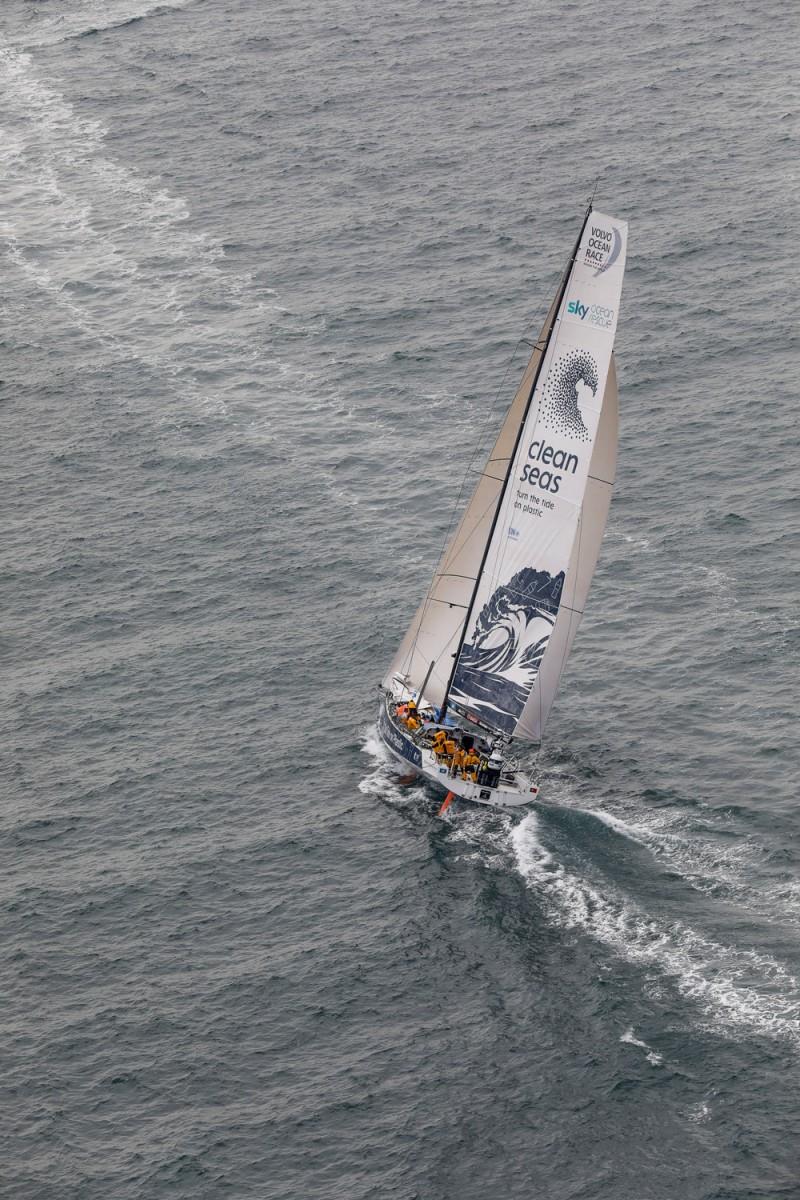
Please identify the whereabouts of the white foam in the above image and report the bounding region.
[621,533,652,549]
[0,42,320,441]
[511,813,800,1046]
[0,36,395,518]
[608,523,652,551]
[547,780,768,912]
[620,1027,663,1066]
[358,725,418,808]
[580,808,651,848]
[444,807,515,868]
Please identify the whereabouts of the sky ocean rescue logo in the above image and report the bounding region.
[567,298,615,329]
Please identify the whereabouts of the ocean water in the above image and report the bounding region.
[2,1,798,1197]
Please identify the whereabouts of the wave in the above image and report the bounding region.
[10,1,197,48]
[577,807,653,848]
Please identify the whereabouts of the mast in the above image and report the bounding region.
[438,204,593,726]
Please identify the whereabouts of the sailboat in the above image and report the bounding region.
[378,205,628,810]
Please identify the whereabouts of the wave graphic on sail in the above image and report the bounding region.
[450,568,564,733]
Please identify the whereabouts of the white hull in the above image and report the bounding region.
[377,696,536,810]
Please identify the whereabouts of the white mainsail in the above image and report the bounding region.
[383,208,627,744]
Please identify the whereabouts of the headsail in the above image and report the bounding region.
[380,290,562,709]
[383,209,627,743]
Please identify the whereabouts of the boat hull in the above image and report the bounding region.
[377,699,535,809]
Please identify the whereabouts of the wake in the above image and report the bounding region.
[511,810,800,1047]
[0,38,390,522]
[360,728,800,1047]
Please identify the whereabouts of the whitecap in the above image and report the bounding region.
[619,1026,664,1065]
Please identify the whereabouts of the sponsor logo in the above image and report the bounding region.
[583,224,623,276]
[507,524,520,540]
[567,299,589,320]
[567,298,615,329]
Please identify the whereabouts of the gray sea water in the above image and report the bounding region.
[2,1,799,1197]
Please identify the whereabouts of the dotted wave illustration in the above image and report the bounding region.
[542,350,598,440]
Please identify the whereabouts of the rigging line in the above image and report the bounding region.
[472,329,570,604]
[393,477,501,689]
[481,340,593,608]
[435,330,538,513]
[481,282,589,606]
[479,390,546,601]
[473,306,584,604]
[391,455,515,681]
[466,468,505,481]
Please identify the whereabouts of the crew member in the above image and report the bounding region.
[462,748,481,781]
[431,729,448,757]
[451,745,466,777]
[441,736,457,767]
